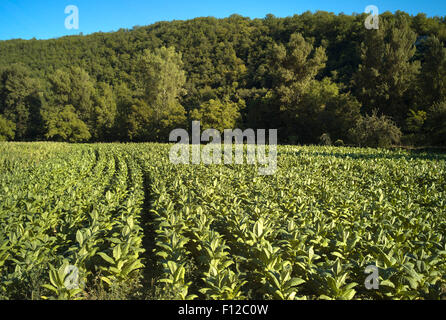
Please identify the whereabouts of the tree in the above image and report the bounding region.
[190,98,243,132]
[45,67,96,127]
[0,114,15,141]
[291,78,338,143]
[349,111,402,148]
[0,64,42,140]
[424,101,446,146]
[403,109,428,145]
[353,18,420,125]
[43,67,93,137]
[319,133,332,146]
[92,82,117,141]
[272,32,327,107]
[126,99,153,141]
[212,42,247,97]
[277,75,360,144]
[45,105,91,142]
[43,67,117,141]
[269,33,327,139]
[135,46,187,141]
[418,36,446,107]
[319,91,362,143]
[114,82,136,141]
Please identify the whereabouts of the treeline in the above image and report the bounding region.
[0,11,445,146]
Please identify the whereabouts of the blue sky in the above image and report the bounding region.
[0,0,445,40]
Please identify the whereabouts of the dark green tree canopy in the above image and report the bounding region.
[0,11,445,146]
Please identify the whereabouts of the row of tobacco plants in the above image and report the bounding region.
[0,142,445,299]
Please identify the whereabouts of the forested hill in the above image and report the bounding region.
[0,11,445,146]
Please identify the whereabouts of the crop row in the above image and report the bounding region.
[0,144,145,299]
[132,144,446,299]
[0,143,445,300]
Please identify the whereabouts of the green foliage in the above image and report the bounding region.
[406,109,428,133]
[41,261,84,300]
[349,111,403,148]
[319,133,332,146]
[270,33,327,138]
[92,82,118,141]
[353,17,420,125]
[0,114,15,141]
[136,143,446,300]
[125,99,154,141]
[44,105,91,142]
[0,64,42,140]
[190,98,242,132]
[424,101,446,146]
[0,12,445,144]
[45,67,96,126]
[404,109,428,145]
[418,36,446,107]
[0,143,445,300]
[295,79,361,143]
[0,144,146,299]
[321,93,362,143]
[133,46,187,141]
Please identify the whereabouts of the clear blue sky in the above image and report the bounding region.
[0,0,445,40]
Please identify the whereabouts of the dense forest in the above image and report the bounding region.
[0,11,445,146]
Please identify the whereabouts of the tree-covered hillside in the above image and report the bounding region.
[0,11,445,145]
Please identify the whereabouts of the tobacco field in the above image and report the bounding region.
[0,142,445,300]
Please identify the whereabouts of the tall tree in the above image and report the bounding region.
[43,67,118,141]
[269,32,327,139]
[0,64,42,140]
[45,67,96,127]
[418,36,446,107]
[353,17,420,125]
[92,82,117,141]
[42,67,94,141]
[134,46,187,141]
